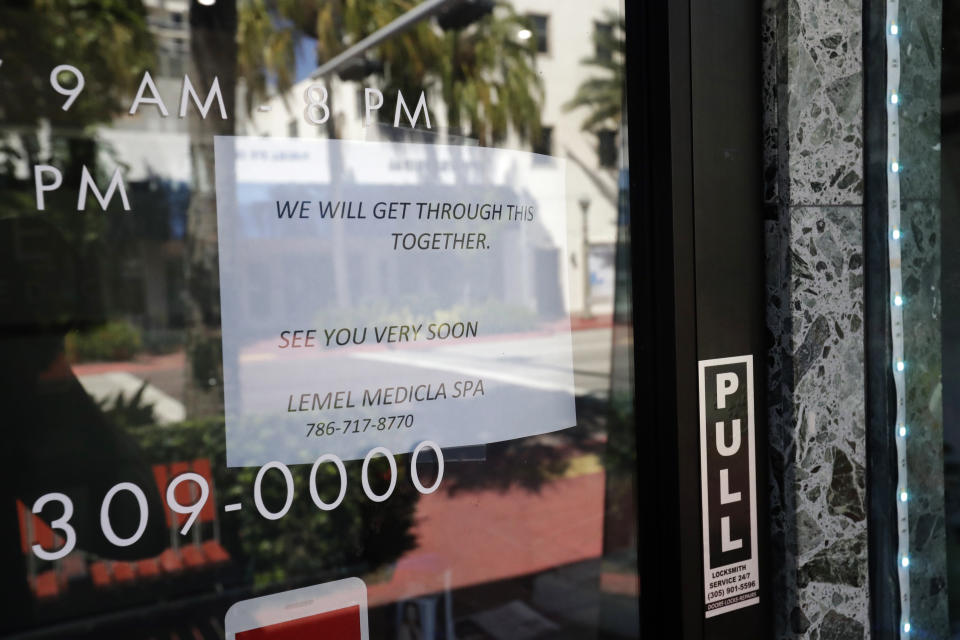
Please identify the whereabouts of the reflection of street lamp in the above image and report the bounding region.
[579,195,592,318]
[309,0,464,79]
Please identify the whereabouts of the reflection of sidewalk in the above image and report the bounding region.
[366,468,605,607]
[569,314,613,331]
[77,371,186,424]
[71,351,185,376]
[73,352,188,424]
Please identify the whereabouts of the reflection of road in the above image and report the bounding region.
[70,328,614,420]
[571,328,613,398]
[354,328,613,399]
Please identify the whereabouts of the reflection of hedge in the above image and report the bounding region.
[126,419,419,587]
[603,391,636,475]
[142,329,186,355]
[66,321,142,362]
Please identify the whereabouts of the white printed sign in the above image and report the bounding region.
[699,355,760,617]
[214,136,576,467]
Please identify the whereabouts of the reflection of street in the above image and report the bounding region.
[71,326,613,421]
[571,327,615,398]
[365,413,638,637]
[355,326,612,399]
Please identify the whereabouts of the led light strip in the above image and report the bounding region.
[886,3,911,636]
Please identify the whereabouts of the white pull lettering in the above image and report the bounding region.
[715,419,741,456]
[721,516,743,552]
[716,372,739,409]
[719,469,742,504]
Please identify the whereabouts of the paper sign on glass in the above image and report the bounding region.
[214,136,576,467]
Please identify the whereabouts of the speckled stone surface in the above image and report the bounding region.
[766,214,796,637]
[779,0,864,206]
[766,207,869,640]
[899,0,948,633]
[763,0,781,206]
[901,199,948,638]
[765,0,870,636]
[767,0,949,636]
[899,0,942,201]
[790,206,869,637]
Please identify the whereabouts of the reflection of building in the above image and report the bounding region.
[144,0,191,79]
[0,0,194,336]
[245,0,622,316]
[4,0,622,337]
[513,0,621,316]
[96,0,192,331]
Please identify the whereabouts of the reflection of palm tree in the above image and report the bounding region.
[237,0,543,146]
[0,0,154,264]
[563,11,624,133]
[437,6,543,145]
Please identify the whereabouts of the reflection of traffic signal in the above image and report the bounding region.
[337,57,385,82]
[436,0,495,30]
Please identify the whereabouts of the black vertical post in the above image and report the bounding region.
[688,0,769,638]
[625,0,686,636]
[630,0,769,638]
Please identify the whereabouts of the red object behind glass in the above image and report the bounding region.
[235,605,362,640]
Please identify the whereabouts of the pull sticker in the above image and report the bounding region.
[699,355,759,617]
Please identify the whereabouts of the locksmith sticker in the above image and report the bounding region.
[699,355,759,618]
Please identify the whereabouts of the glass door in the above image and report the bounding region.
[0,1,643,638]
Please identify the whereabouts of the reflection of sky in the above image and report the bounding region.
[164,179,190,239]
[295,36,318,82]
[265,34,318,91]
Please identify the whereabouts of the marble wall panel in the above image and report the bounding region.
[765,0,871,635]
[780,0,864,206]
[767,206,869,640]
[766,214,795,637]
[790,205,869,638]
[899,0,947,633]
[901,198,948,636]
[763,0,781,206]
[899,0,942,200]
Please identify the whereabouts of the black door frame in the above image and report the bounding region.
[627,1,770,637]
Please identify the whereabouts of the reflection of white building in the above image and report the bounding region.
[514,0,621,316]
[244,0,622,316]
[95,0,192,329]
[3,0,622,324]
